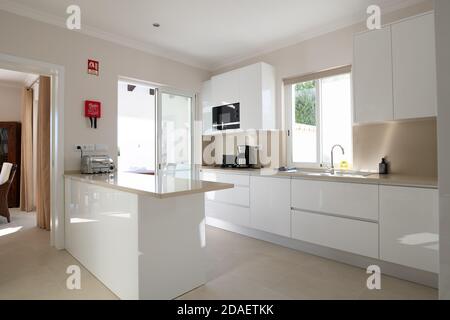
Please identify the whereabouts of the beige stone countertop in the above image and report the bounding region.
[64,172,234,199]
[200,166,438,189]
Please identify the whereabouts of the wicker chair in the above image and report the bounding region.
[0,163,17,223]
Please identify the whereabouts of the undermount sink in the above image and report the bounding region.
[292,169,374,178]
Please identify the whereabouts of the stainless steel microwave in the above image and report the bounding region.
[212,103,240,131]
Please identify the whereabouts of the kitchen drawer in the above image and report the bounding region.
[205,186,249,207]
[205,200,250,227]
[201,171,250,187]
[291,210,379,259]
[291,179,379,221]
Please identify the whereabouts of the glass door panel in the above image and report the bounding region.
[157,90,193,178]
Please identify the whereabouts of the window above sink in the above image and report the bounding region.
[284,66,353,169]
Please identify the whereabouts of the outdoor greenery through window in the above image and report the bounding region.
[289,73,353,166]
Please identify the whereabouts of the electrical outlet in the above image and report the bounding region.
[75,144,95,152]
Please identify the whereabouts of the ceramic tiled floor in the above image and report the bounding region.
[0,211,437,300]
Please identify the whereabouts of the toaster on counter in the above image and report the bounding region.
[81,155,115,174]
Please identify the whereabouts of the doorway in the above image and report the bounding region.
[0,53,65,249]
[117,79,194,178]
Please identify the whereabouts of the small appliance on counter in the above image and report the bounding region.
[221,155,237,168]
[81,155,115,174]
[236,145,258,168]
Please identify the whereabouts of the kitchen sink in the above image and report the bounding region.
[285,168,374,178]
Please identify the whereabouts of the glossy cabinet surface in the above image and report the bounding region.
[353,27,393,123]
[291,179,379,221]
[392,13,437,119]
[65,177,207,300]
[353,13,437,123]
[291,209,379,259]
[203,62,276,133]
[202,170,438,272]
[380,186,439,273]
[250,176,291,237]
[201,171,251,227]
[211,69,240,106]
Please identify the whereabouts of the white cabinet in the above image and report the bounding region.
[201,171,251,227]
[250,176,291,237]
[353,12,437,123]
[203,62,276,133]
[380,186,439,273]
[201,80,213,134]
[392,13,437,119]
[211,70,240,106]
[291,210,379,259]
[353,26,393,123]
[291,179,379,221]
[238,63,276,130]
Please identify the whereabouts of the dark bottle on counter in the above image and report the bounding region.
[379,158,388,174]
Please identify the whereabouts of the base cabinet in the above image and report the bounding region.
[250,176,291,237]
[202,170,438,275]
[380,186,439,273]
[291,210,379,259]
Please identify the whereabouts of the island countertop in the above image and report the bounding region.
[64,172,234,199]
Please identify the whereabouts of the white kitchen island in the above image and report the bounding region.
[64,172,233,300]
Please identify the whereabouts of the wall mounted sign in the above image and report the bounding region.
[88,59,99,76]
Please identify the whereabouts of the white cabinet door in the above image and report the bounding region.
[353,27,393,123]
[205,200,250,227]
[239,64,261,131]
[201,80,213,134]
[291,179,379,221]
[380,186,439,273]
[291,210,379,259]
[392,13,437,119]
[211,70,240,106]
[250,176,291,237]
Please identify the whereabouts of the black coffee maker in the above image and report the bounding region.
[236,145,258,168]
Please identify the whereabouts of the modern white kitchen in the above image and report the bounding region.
[0,0,449,305]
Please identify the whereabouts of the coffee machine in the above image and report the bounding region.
[236,145,258,168]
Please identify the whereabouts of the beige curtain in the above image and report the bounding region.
[20,88,34,212]
[36,76,51,230]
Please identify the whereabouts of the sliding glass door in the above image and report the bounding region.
[156,88,194,178]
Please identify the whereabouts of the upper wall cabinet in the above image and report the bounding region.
[392,13,437,120]
[354,27,393,123]
[203,62,276,133]
[353,12,437,124]
[211,70,240,106]
[201,80,213,134]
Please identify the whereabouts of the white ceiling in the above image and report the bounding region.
[1,0,423,70]
[0,68,38,87]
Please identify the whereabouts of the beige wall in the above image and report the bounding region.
[0,83,22,122]
[0,10,210,170]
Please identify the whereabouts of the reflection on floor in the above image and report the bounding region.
[180,227,437,300]
[0,210,117,300]
[0,211,438,300]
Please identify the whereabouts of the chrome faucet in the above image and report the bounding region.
[330,144,345,174]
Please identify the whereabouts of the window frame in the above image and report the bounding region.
[285,67,353,168]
